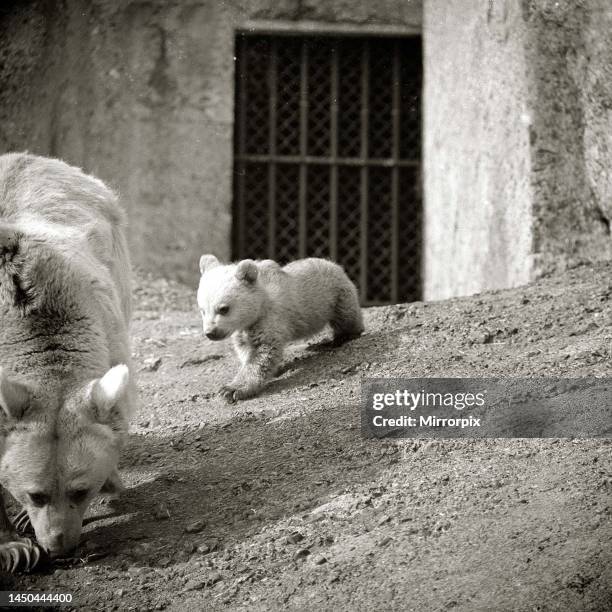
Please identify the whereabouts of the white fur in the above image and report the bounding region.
[0,153,135,560]
[197,255,364,402]
[94,364,130,408]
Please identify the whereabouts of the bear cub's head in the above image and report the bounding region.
[197,255,263,340]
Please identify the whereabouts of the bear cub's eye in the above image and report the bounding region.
[217,305,230,316]
[29,492,50,507]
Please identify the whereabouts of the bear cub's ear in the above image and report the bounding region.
[199,254,220,275]
[236,259,258,283]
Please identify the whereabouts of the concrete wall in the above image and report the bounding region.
[423,0,533,300]
[424,0,612,300]
[0,0,421,285]
[525,0,612,278]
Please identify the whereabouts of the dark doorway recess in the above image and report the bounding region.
[233,34,422,305]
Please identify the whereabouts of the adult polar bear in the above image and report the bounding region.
[0,153,135,571]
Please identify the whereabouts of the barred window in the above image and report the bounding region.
[233,34,422,305]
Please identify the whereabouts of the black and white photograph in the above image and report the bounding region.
[0,0,610,610]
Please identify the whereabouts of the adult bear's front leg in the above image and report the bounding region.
[0,489,46,573]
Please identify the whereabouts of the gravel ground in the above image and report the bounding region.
[8,261,612,611]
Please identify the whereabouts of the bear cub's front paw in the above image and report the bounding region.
[218,385,239,403]
[218,384,257,403]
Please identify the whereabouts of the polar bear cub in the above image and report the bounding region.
[197,256,364,403]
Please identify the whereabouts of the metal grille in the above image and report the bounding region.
[233,35,422,305]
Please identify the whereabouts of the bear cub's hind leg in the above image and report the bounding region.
[330,285,365,346]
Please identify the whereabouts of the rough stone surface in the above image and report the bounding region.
[424,0,612,300]
[579,2,612,230]
[0,0,420,285]
[524,0,612,277]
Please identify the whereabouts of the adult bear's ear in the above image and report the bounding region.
[0,368,31,420]
[89,365,130,425]
[199,254,220,275]
[236,259,258,283]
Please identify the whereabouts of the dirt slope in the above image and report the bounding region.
[11,261,612,611]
